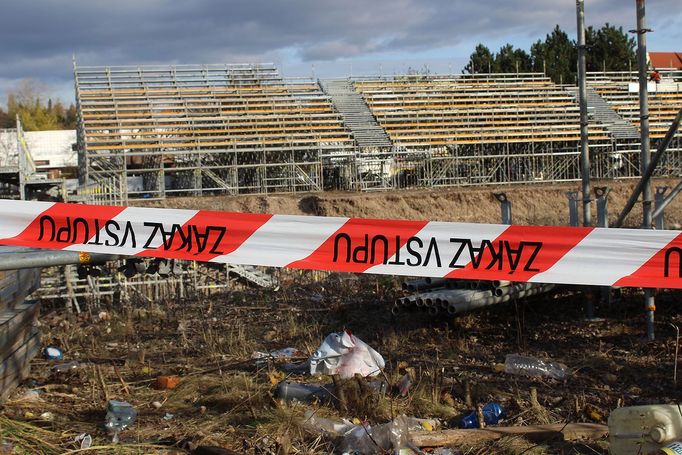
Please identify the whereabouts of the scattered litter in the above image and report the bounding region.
[430,449,456,455]
[397,372,414,397]
[151,401,163,409]
[609,404,682,455]
[14,389,41,402]
[52,360,80,373]
[584,403,605,422]
[97,311,111,322]
[280,360,310,374]
[340,414,421,454]
[39,412,55,422]
[303,410,355,435]
[504,353,568,380]
[310,330,385,379]
[652,441,682,455]
[304,412,427,454]
[459,402,504,428]
[74,433,92,450]
[275,380,333,403]
[163,413,174,421]
[43,346,63,360]
[104,400,137,443]
[252,347,303,365]
[156,375,181,390]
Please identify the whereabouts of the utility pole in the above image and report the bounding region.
[576,0,591,227]
[635,0,655,341]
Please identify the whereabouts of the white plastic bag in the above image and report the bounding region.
[309,331,385,379]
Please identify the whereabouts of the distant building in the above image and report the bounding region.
[0,128,77,200]
[23,130,77,178]
[0,129,76,178]
[648,52,682,70]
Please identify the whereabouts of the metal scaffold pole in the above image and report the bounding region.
[635,0,655,341]
[576,0,591,227]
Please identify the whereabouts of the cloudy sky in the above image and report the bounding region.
[0,0,680,105]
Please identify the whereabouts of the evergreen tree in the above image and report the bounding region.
[466,22,636,84]
[586,23,636,72]
[464,44,495,74]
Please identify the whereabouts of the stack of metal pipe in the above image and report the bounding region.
[393,278,555,316]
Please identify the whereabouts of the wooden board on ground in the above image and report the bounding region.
[0,330,40,402]
[0,269,41,313]
[410,423,609,447]
[0,301,40,359]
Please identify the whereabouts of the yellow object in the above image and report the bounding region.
[79,252,91,263]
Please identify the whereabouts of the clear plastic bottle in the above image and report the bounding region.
[104,400,137,442]
[504,354,567,380]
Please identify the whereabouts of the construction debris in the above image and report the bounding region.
[396,278,555,316]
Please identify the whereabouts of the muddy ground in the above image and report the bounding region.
[2,180,682,454]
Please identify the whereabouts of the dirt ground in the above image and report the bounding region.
[3,274,682,454]
[145,178,682,227]
[3,181,682,454]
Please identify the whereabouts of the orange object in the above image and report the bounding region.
[156,375,181,390]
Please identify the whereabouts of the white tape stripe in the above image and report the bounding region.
[63,207,199,255]
[213,214,349,267]
[367,221,510,277]
[529,228,680,285]
[0,200,54,239]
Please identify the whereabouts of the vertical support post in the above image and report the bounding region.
[493,193,512,225]
[654,186,668,231]
[16,115,26,200]
[595,187,611,308]
[654,186,668,230]
[577,0,591,227]
[595,187,610,228]
[567,191,580,227]
[635,0,655,341]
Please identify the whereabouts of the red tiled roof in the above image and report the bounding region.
[648,52,682,69]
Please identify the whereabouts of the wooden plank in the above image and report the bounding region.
[410,423,609,448]
[0,330,40,402]
[0,302,40,359]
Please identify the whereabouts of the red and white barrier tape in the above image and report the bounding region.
[0,200,681,288]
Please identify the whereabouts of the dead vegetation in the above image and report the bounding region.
[1,269,681,454]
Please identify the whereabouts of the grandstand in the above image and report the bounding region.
[74,63,354,202]
[587,69,682,176]
[73,63,682,202]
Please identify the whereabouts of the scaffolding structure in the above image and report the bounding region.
[74,63,354,203]
[74,64,682,200]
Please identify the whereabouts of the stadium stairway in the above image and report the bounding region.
[320,80,392,148]
[567,87,640,140]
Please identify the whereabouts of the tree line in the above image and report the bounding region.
[464,23,636,84]
[0,80,77,131]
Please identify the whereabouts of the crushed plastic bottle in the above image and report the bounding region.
[504,354,568,380]
[104,400,137,443]
[275,381,333,403]
[52,360,80,373]
[459,402,504,428]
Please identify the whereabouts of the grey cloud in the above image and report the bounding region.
[0,0,680,102]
